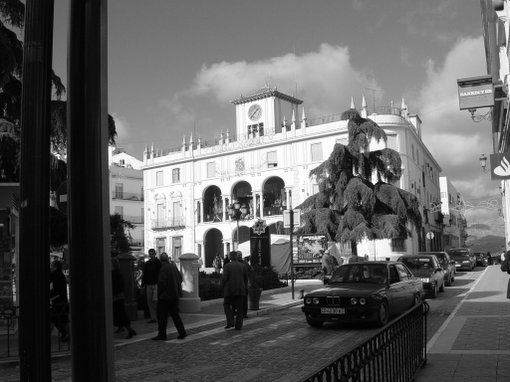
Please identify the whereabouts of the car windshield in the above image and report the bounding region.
[329,264,388,284]
[400,257,434,270]
[449,253,469,260]
[449,249,469,257]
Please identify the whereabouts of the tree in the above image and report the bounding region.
[110,213,134,255]
[0,1,117,184]
[296,108,422,256]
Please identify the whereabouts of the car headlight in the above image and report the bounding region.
[305,297,312,304]
[350,297,358,305]
[359,298,367,305]
[421,278,430,283]
[312,297,320,305]
[462,260,470,264]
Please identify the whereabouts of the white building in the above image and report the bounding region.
[439,176,466,250]
[109,147,144,250]
[142,86,444,268]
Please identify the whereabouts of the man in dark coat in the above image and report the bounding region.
[222,251,248,330]
[152,253,187,340]
[142,248,161,323]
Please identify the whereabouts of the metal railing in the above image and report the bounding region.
[151,217,185,229]
[111,191,144,201]
[302,301,429,382]
[1,304,71,360]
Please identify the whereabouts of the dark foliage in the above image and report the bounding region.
[110,213,134,255]
[296,107,422,250]
[249,264,286,290]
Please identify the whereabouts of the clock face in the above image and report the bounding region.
[248,104,262,121]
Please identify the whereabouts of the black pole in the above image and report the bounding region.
[68,0,114,380]
[18,1,54,380]
[289,209,294,300]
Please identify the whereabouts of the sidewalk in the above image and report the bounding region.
[415,266,510,381]
[0,279,323,365]
[115,279,322,346]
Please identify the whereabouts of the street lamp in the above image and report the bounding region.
[228,201,247,249]
[479,153,488,172]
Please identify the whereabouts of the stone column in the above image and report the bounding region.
[178,253,201,312]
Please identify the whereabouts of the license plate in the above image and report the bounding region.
[321,307,345,314]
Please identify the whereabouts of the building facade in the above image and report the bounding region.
[109,148,144,251]
[439,176,467,250]
[142,86,444,268]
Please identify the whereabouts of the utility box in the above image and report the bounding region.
[178,252,201,313]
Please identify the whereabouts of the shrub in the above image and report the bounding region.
[249,264,286,290]
[198,271,223,301]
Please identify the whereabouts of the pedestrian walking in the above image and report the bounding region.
[142,248,161,323]
[111,256,136,339]
[321,250,336,275]
[222,251,248,330]
[152,252,187,340]
[49,260,69,341]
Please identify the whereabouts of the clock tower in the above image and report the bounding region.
[231,85,303,140]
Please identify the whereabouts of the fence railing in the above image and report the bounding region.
[1,304,71,360]
[302,301,429,382]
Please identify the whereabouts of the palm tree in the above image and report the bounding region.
[296,108,422,256]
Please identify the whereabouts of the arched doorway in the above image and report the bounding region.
[263,177,285,216]
[204,228,224,267]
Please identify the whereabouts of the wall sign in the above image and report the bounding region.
[457,75,494,110]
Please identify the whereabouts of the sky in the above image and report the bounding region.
[51,0,502,229]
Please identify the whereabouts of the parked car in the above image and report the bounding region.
[397,254,445,298]
[302,262,423,328]
[419,251,455,286]
[448,248,476,271]
[474,252,489,267]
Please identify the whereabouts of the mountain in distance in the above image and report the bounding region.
[465,222,505,253]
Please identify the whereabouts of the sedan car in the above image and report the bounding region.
[419,251,455,286]
[397,254,445,298]
[302,262,423,328]
[474,252,488,267]
[448,248,476,271]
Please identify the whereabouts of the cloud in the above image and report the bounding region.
[111,112,131,143]
[188,43,381,118]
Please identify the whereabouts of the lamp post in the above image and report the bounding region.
[229,201,247,250]
[479,153,488,172]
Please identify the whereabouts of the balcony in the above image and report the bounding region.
[122,215,144,224]
[151,217,185,230]
[111,191,144,201]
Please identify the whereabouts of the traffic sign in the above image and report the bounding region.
[426,231,434,240]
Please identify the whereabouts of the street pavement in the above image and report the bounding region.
[3,267,510,381]
[415,265,510,382]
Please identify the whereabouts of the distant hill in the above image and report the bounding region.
[466,235,505,254]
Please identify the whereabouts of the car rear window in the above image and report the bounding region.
[400,257,433,269]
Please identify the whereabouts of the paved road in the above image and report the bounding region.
[1,269,489,381]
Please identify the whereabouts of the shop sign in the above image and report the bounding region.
[457,75,494,110]
[490,153,510,180]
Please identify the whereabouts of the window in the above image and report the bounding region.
[156,171,163,186]
[395,264,410,280]
[172,201,181,226]
[119,159,125,166]
[391,238,406,252]
[311,143,322,162]
[114,206,123,218]
[156,237,166,255]
[172,168,180,183]
[389,265,400,284]
[114,183,123,199]
[412,144,415,161]
[172,236,182,262]
[207,162,216,178]
[312,183,319,194]
[267,151,277,168]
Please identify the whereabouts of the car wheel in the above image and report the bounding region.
[439,280,445,292]
[306,316,323,328]
[377,301,389,327]
[431,283,438,298]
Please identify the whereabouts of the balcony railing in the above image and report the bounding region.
[151,217,185,229]
[111,191,144,201]
[122,215,144,224]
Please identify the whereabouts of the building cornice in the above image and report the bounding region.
[231,88,303,105]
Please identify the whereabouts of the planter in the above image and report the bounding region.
[248,288,263,310]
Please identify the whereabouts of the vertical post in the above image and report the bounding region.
[289,209,294,300]
[18,1,54,380]
[68,0,114,380]
[236,218,240,250]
